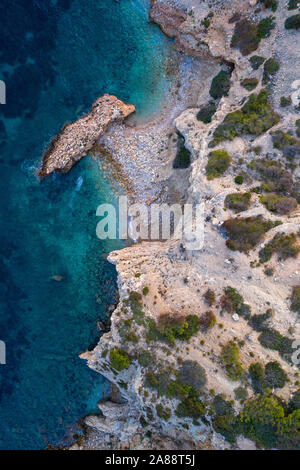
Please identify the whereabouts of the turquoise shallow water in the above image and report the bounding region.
[0,0,174,449]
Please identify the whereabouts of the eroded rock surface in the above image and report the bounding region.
[39,94,135,177]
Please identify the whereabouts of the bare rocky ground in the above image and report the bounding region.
[71,0,300,450]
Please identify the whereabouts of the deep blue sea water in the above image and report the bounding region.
[0,0,174,449]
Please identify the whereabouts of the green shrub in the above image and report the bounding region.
[202,18,211,28]
[258,328,293,360]
[221,286,244,313]
[213,413,241,443]
[291,286,300,313]
[206,150,231,179]
[221,286,249,316]
[155,313,200,343]
[199,310,216,328]
[225,192,251,213]
[280,96,292,107]
[249,55,265,70]
[285,14,300,30]
[213,395,234,416]
[263,58,280,83]
[272,130,299,150]
[211,89,280,146]
[259,0,278,11]
[271,130,300,161]
[259,232,299,263]
[234,174,244,185]
[276,409,300,449]
[136,350,153,367]
[145,370,170,396]
[209,70,231,100]
[125,291,145,325]
[234,386,249,401]
[223,215,275,253]
[248,309,273,332]
[288,389,300,412]
[175,391,206,419]
[260,193,297,214]
[173,132,191,169]
[240,395,284,448]
[230,19,260,55]
[221,341,244,381]
[142,286,149,296]
[197,101,217,124]
[109,348,131,371]
[288,0,299,9]
[118,321,139,343]
[178,360,207,391]
[257,16,276,39]
[204,288,215,306]
[249,362,265,393]
[241,77,259,91]
[156,404,171,421]
[231,17,275,56]
[264,361,288,389]
[248,158,297,198]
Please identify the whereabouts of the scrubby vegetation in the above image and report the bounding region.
[285,14,300,30]
[257,16,276,38]
[148,313,200,343]
[249,360,288,391]
[204,288,216,306]
[271,130,300,161]
[234,386,248,401]
[231,17,275,56]
[249,362,266,393]
[258,328,293,361]
[259,232,299,263]
[264,361,288,389]
[209,70,231,100]
[260,193,297,214]
[118,319,139,344]
[205,150,231,179]
[109,348,131,371]
[210,89,280,146]
[178,360,207,391]
[173,132,191,169]
[248,158,299,202]
[234,175,244,185]
[221,341,244,381]
[240,394,299,449]
[146,362,207,421]
[249,55,265,70]
[241,78,258,91]
[248,309,273,332]
[263,58,280,83]
[221,286,251,319]
[291,286,300,313]
[280,96,292,107]
[199,310,216,328]
[272,130,299,150]
[223,215,276,253]
[125,291,145,325]
[224,192,251,213]
[197,101,217,124]
[156,404,171,421]
[288,0,299,10]
[259,0,278,11]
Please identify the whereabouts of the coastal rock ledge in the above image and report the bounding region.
[39,94,135,177]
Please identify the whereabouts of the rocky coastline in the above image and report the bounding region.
[39,94,135,178]
[41,0,300,451]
